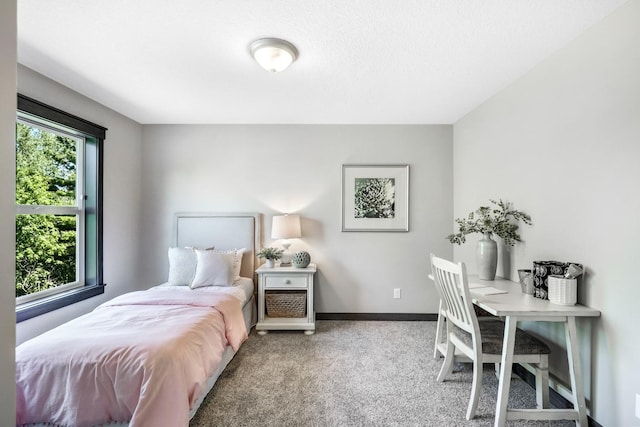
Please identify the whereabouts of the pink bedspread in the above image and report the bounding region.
[16,289,248,427]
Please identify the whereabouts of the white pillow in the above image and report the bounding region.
[190,250,236,288]
[168,247,197,286]
[215,248,246,279]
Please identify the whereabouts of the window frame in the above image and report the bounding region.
[16,94,107,322]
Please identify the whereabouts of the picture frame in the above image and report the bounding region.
[341,164,409,232]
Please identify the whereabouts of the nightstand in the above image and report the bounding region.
[256,263,316,335]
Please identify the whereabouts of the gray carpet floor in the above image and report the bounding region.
[190,321,575,426]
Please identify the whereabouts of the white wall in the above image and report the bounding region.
[140,125,452,314]
[15,66,144,345]
[0,0,17,422]
[453,2,640,425]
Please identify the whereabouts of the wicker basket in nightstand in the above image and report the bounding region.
[265,291,306,318]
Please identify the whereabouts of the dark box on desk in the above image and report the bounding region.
[532,261,582,300]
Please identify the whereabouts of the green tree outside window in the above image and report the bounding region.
[15,122,77,296]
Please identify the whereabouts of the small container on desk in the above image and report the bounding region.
[517,269,535,295]
[547,275,577,305]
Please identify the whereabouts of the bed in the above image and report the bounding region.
[16,212,262,427]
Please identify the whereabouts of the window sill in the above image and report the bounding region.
[16,284,106,323]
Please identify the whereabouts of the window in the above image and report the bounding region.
[16,94,106,322]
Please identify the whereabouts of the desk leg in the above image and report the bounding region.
[566,316,588,427]
[494,315,518,427]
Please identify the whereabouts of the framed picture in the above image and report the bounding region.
[341,164,409,232]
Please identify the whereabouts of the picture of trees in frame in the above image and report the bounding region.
[342,165,409,232]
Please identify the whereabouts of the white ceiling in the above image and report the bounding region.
[18,0,626,125]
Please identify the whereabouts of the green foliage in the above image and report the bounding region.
[257,247,284,260]
[15,122,77,297]
[446,199,532,246]
[16,123,76,205]
[15,214,76,296]
[354,178,395,218]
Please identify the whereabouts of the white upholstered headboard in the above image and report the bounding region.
[174,212,262,281]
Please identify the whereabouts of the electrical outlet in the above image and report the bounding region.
[636,393,640,419]
[393,288,401,299]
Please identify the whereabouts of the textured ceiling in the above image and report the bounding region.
[17,0,626,124]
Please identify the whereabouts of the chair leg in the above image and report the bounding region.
[466,359,483,420]
[437,338,455,382]
[433,302,445,359]
[535,356,550,409]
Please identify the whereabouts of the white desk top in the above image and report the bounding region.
[468,276,600,318]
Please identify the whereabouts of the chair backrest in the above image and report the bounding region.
[430,254,478,336]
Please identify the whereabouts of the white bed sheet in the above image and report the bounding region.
[153,276,255,303]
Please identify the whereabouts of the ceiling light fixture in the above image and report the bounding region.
[250,38,298,72]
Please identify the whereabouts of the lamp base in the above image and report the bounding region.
[280,241,292,266]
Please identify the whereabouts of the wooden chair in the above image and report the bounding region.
[430,276,498,362]
[430,254,550,420]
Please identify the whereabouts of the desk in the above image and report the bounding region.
[468,277,600,427]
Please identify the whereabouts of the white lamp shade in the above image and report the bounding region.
[250,38,298,72]
[271,214,301,239]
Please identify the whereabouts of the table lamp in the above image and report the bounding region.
[271,214,301,266]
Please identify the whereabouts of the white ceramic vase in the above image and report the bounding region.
[265,259,275,268]
[476,233,497,280]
